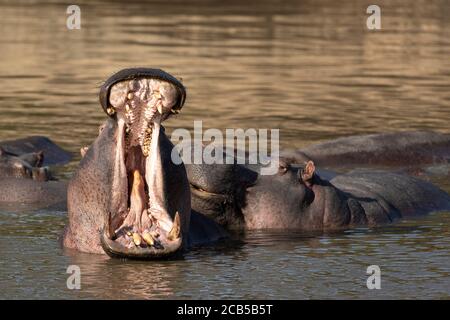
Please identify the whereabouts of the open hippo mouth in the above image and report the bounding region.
[98,68,186,259]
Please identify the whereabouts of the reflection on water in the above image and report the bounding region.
[1,207,449,299]
[0,0,449,299]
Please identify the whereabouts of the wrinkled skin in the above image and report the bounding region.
[0,178,67,208]
[187,154,450,231]
[63,68,227,259]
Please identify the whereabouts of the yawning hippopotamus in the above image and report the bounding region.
[187,154,450,231]
[62,68,227,259]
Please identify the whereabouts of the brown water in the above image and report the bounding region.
[0,0,449,299]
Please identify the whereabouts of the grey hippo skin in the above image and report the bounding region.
[62,68,227,259]
[187,156,450,231]
[0,141,68,207]
[0,136,72,166]
[282,131,450,169]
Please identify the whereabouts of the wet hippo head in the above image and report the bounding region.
[242,160,317,229]
[187,158,316,230]
[186,158,258,229]
[0,147,50,181]
[64,68,190,259]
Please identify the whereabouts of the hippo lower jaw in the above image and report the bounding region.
[99,119,183,259]
[100,230,182,260]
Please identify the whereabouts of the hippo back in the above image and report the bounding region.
[330,171,450,221]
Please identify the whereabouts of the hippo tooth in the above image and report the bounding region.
[80,146,89,158]
[144,107,154,120]
[132,232,142,246]
[125,104,130,112]
[168,211,181,241]
[157,104,163,114]
[150,230,160,238]
[142,231,154,246]
[146,100,154,109]
[171,109,180,114]
[126,231,132,237]
[153,91,162,99]
[127,92,134,100]
[106,107,116,115]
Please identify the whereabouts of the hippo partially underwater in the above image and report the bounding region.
[0,137,70,206]
[1,68,450,259]
[62,68,227,259]
[187,157,450,230]
[281,130,450,169]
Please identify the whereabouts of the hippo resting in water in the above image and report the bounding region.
[187,155,450,231]
[0,137,70,206]
[282,131,450,169]
[62,68,227,259]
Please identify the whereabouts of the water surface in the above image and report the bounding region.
[0,0,449,299]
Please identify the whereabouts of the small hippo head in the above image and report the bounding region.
[187,158,318,230]
[0,147,51,181]
[242,160,317,229]
[65,68,190,259]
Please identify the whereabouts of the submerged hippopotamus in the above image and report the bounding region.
[187,154,450,231]
[62,68,227,259]
[0,138,70,206]
[0,136,72,166]
[282,131,450,169]
[0,147,47,180]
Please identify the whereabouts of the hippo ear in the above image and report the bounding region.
[301,161,315,182]
[36,151,44,166]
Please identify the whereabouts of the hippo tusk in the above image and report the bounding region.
[168,211,181,241]
[106,107,116,116]
[132,232,142,246]
[103,211,116,240]
[142,231,155,246]
[80,146,89,158]
[157,103,163,115]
